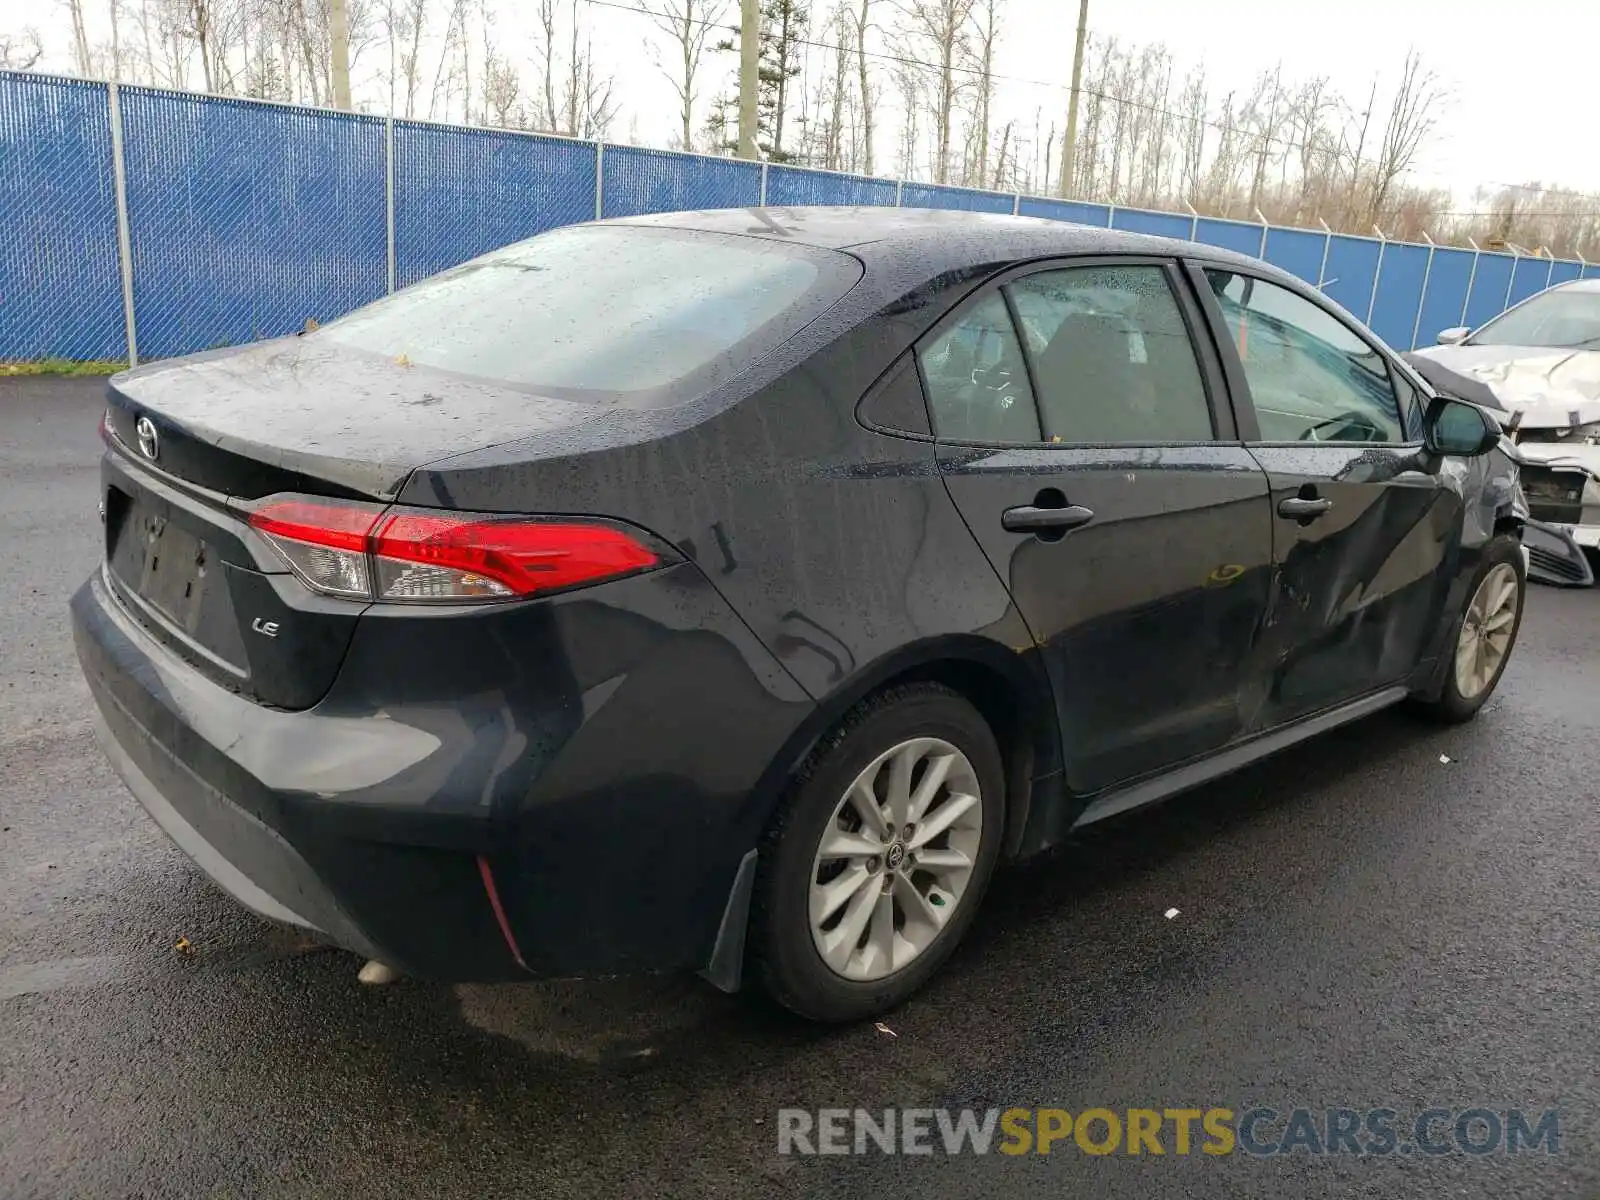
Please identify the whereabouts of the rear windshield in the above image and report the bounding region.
[321,224,861,405]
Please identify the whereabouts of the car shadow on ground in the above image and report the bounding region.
[57,702,1457,1195]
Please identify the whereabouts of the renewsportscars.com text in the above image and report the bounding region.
[776,1106,1562,1157]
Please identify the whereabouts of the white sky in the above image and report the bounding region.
[6,0,1597,201]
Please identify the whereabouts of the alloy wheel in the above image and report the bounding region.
[1454,562,1521,700]
[808,736,984,982]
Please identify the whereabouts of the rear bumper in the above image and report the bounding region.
[72,561,814,981]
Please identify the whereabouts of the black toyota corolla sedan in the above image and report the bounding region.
[72,208,1527,1022]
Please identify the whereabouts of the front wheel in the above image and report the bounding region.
[749,684,1005,1023]
[1416,534,1526,723]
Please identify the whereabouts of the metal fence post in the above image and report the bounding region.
[1254,207,1269,259]
[1502,248,1518,312]
[894,179,903,207]
[1462,237,1480,326]
[1105,202,1115,228]
[1365,225,1387,326]
[594,141,605,220]
[758,160,768,206]
[1184,201,1199,242]
[106,81,138,366]
[1410,232,1436,351]
[1543,253,1555,292]
[385,115,396,293]
[1012,192,1021,216]
[1316,219,1333,290]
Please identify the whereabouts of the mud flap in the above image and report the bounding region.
[1523,519,1595,587]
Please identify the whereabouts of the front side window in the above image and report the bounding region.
[917,291,1040,443]
[1008,265,1214,442]
[1205,269,1405,444]
[1468,286,1600,348]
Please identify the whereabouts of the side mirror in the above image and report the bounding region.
[1425,396,1500,458]
[1436,326,1470,346]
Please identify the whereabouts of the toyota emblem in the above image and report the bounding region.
[135,415,159,461]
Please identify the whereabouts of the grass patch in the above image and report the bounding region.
[0,358,128,377]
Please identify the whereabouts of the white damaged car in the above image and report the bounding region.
[1409,278,1600,585]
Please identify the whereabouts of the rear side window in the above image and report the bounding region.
[321,225,860,406]
[1008,265,1214,442]
[917,292,1041,443]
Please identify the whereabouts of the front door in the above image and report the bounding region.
[1193,265,1458,727]
[917,258,1275,797]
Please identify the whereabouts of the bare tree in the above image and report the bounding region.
[0,28,44,69]
[892,55,921,179]
[1174,66,1208,205]
[850,0,875,174]
[561,0,616,137]
[1243,64,1283,213]
[642,0,727,151]
[61,0,95,73]
[1366,49,1443,227]
[481,50,522,126]
[961,0,999,188]
[892,0,975,185]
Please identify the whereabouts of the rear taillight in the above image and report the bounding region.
[247,495,665,603]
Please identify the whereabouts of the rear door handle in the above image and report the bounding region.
[1278,496,1334,521]
[1001,504,1095,533]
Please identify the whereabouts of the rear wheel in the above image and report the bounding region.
[1416,534,1526,722]
[750,684,1004,1022]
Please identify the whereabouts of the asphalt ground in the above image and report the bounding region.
[2,377,1596,1198]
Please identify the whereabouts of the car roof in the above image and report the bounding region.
[610,205,1275,281]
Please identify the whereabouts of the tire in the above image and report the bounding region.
[1414,533,1527,723]
[749,683,1005,1023]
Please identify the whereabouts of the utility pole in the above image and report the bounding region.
[330,0,353,110]
[738,0,760,161]
[1056,0,1089,197]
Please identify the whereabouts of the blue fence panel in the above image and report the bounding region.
[1465,252,1517,328]
[0,72,125,360]
[394,122,595,288]
[1194,218,1265,258]
[600,146,759,218]
[1263,227,1327,288]
[1416,246,1476,344]
[1111,207,1192,240]
[765,165,896,207]
[1508,255,1553,307]
[1367,242,1430,350]
[1548,260,1583,287]
[899,183,1013,213]
[1019,197,1111,226]
[1583,262,1600,280]
[1320,235,1382,321]
[119,90,386,359]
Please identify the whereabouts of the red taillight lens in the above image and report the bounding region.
[247,496,663,604]
[371,510,661,601]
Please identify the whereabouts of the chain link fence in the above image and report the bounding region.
[3,67,1598,364]
[0,73,125,360]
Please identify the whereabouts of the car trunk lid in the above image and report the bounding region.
[100,339,609,710]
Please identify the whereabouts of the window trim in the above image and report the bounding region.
[912,254,1238,448]
[1181,258,1423,448]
